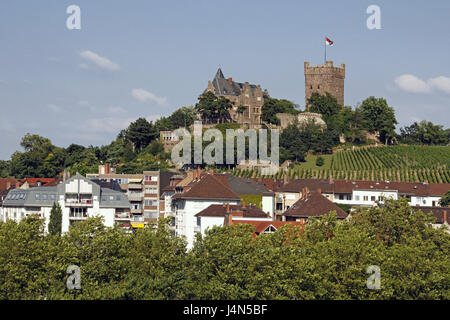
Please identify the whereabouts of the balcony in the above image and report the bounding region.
[131,216,144,222]
[115,212,132,220]
[65,199,93,207]
[131,208,143,214]
[128,193,143,201]
[128,184,143,190]
[69,212,88,219]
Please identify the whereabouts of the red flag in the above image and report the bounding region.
[325,37,334,46]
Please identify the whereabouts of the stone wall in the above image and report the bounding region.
[304,60,345,107]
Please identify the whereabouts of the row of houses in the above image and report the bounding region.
[1,169,449,249]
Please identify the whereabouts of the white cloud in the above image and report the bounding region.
[394,74,430,93]
[428,76,450,94]
[79,50,120,71]
[131,88,168,105]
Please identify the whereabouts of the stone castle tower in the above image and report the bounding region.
[304,61,345,108]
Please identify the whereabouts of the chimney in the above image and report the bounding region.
[228,212,233,226]
[6,181,11,190]
[424,180,429,185]
[228,77,232,83]
[242,201,246,208]
[267,211,271,218]
[329,175,334,184]
[317,188,322,194]
[197,167,201,180]
[226,202,230,213]
[283,174,288,185]
[444,211,448,224]
[105,163,110,174]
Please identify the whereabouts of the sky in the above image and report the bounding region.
[0,0,449,160]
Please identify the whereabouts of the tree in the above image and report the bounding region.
[439,191,450,207]
[307,92,343,122]
[261,98,298,125]
[400,121,449,145]
[195,92,232,124]
[360,97,397,144]
[169,106,197,129]
[316,156,324,167]
[48,202,62,236]
[125,118,158,151]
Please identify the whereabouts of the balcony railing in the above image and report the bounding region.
[128,184,143,189]
[115,212,132,220]
[128,193,143,201]
[69,212,88,219]
[131,216,144,222]
[65,199,93,207]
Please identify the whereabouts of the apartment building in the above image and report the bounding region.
[2,173,131,233]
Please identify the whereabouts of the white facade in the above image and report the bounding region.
[174,198,240,249]
[2,173,131,234]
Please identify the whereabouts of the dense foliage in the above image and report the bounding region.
[0,199,448,299]
[261,98,299,125]
[400,121,450,145]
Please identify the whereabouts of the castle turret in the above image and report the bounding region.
[304,61,345,108]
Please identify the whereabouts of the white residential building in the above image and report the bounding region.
[2,173,131,233]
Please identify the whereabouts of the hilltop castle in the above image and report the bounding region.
[304,61,345,107]
[204,68,270,129]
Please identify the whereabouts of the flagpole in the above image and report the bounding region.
[324,36,326,65]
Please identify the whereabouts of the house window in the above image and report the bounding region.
[346,195,352,201]
[355,195,360,201]
[109,196,114,201]
[50,194,56,200]
[339,194,344,200]
[378,196,384,201]
[363,196,369,201]
[262,225,277,234]
[42,194,48,200]
[35,194,40,200]
[371,196,376,201]
[197,217,201,226]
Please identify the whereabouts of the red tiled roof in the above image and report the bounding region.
[195,204,268,218]
[0,178,19,191]
[278,178,334,193]
[172,174,240,200]
[333,180,429,196]
[427,183,450,197]
[283,190,348,219]
[18,178,56,186]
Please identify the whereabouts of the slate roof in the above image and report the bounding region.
[283,190,348,219]
[225,174,268,195]
[195,204,268,218]
[211,68,262,97]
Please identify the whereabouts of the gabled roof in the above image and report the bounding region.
[210,68,264,97]
[283,190,348,219]
[172,174,241,201]
[225,174,268,195]
[195,204,268,218]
